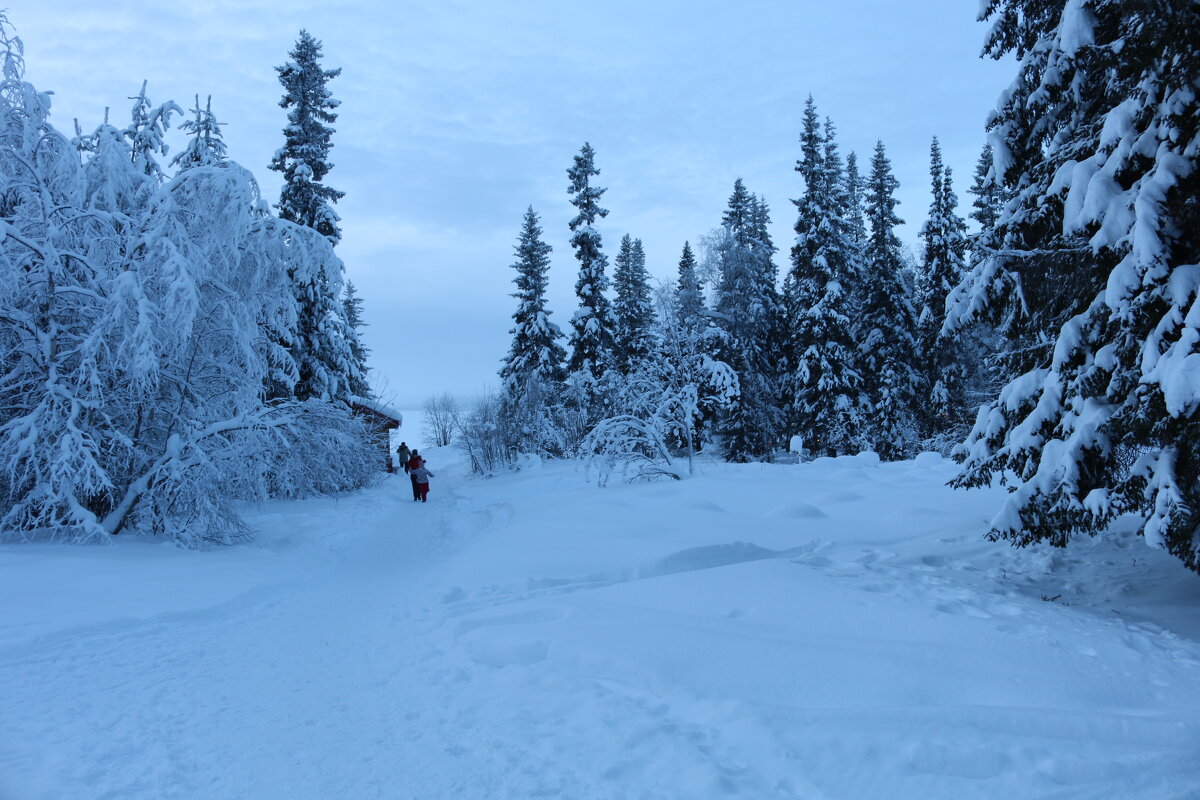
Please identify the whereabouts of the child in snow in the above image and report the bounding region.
[413,464,434,502]
[406,450,424,501]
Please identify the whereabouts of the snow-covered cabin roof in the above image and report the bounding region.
[348,396,402,429]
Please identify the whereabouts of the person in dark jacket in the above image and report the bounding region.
[405,450,424,501]
[396,442,412,473]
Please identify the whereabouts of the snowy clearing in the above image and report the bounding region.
[3,448,1199,799]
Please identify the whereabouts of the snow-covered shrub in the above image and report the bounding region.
[423,392,457,448]
[582,291,738,485]
[454,390,516,476]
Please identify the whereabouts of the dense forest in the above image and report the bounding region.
[481,0,1200,573]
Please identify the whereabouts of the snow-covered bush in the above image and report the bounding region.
[582,291,738,485]
[454,390,516,476]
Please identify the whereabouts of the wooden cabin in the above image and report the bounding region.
[348,397,403,472]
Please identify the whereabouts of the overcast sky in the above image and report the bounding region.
[15,1,1013,408]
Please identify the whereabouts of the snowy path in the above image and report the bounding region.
[3,451,1200,799]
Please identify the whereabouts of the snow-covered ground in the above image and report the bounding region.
[3,443,1199,799]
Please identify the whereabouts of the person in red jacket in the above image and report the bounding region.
[405,450,424,502]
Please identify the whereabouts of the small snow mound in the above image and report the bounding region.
[913,451,943,466]
[853,451,881,466]
[819,489,865,504]
[515,452,543,472]
[767,502,829,519]
[644,542,776,578]
[467,637,551,668]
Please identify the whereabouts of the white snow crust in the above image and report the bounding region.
[3,446,1199,799]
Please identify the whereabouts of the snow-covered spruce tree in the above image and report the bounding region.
[585,288,738,485]
[499,206,568,456]
[821,117,864,307]
[612,234,655,374]
[712,180,783,461]
[170,95,228,173]
[857,140,920,460]
[124,80,182,180]
[783,97,865,457]
[269,29,344,244]
[675,240,705,328]
[946,0,1200,573]
[565,142,614,416]
[916,138,970,441]
[268,30,361,403]
[844,151,867,251]
[342,280,371,398]
[967,141,1007,234]
[751,195,788,406]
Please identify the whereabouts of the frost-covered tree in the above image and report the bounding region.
[499,207,567,455]
[844,151,867,249]
[783,97,864,456]
[267,30,359,402]
[916,138,969,438]
[566,142,614,388]
[75,116,156,220]
[0,18,376,546]
[269,29,344,246]
[675,241,705,327]
[501,206,566,389]
[612,234,655,373]
[712,180,783,461]
[124,80,182,180]
[342,280,371,398]
[858,140,919,460]
[171,95,228,172]
[750,195,787,388]
[288,242,361,403]
[947,0,1200,573]
[585,289,738,483]
[967,141,1008,234]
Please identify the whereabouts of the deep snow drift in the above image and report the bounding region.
[3,445,1199,799]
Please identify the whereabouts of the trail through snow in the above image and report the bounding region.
[3,449,1199,799]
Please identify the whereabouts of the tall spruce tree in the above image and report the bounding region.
[916,138,969,437]
[612,234,655,373]
[751,195,787,387]
[713,181,786,461]
[858,140,919,460]
[947,0,1200,573]
[675,241,705,328]
[784,98,864,456]
[269,30,344,246]
[500,207,567,453]
[967,141,1007,233]
[268,30,358,402]
[342,281,371,397]
[502,206,566,388]
[844,151,867,249]
[565,142,614,384]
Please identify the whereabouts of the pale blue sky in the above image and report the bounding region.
[15,1,1012,407]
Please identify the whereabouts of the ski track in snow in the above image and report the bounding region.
[3,449,1200,799]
